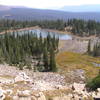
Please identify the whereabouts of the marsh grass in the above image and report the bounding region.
[56,52,100,79]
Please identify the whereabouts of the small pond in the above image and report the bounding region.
[92,62,100,67]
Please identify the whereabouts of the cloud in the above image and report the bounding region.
[0,0,100,9]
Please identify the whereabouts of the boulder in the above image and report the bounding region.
[18,97,31,100]
[34,92,46,100]
[92,90,100,100]
[17,90,30,97]
[52,96,71,100]
[55,85,67,90]
[32,80,54,91]
[5,89,13,95]
[31,96,37,100]
[15,72,32,83]
[0,89,5,100]
[13,96,19,100]
[13,96,31,100]
[73,94,80,100]
[97,88,100,92]
[72,82,85,92]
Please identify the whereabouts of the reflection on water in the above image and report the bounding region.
[17,29,72,40]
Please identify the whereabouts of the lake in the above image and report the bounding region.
[17,29,72,40]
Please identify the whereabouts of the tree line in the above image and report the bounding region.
[0,19,100,36]
[0,31,59,72]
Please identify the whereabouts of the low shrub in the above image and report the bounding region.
[86,74,100,91]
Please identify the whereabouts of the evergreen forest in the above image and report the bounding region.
[0,19,100,36]
[0,31,59,72]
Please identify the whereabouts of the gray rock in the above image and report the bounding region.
[15,72,32,83]
[17,90,31,97]
[0,89,5,100]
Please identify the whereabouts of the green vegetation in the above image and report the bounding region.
[50,47,57,72]
[56,52,100,78]
[1,19,100,36]
[69,19,100,36]
[92,42,100,57]
[0,19,65,32]
[86,73,100,91]
[87,40,100,57]
[87,40,91,54]
[0,31,59,72]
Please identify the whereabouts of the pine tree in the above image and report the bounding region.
[49,46,57,72]
[87,40,91,54]
[43,47,49,71]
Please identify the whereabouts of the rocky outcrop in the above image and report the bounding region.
[0,68,100,100]
[13,91,46,100]
[14,72,32,83]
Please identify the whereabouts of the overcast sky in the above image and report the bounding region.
[0,0,100,9]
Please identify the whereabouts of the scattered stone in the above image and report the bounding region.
[53,96,71,100]
[32,80,54,91]
[17,90,31,97]
[13,96,19,100]
[13,96,31,100]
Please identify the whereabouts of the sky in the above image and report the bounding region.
[0,0,100,9]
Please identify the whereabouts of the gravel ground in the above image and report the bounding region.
[0,64,66,85]
[59,40,88,53]
[59,36,100,53]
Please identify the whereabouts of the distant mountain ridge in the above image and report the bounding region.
[0,5,28,11]
[0,5,11,11]
[0,5,100,21]
[61,4,100,12]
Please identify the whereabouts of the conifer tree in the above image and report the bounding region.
[87,40,91,54]
[49,46,57,72]
[43,46,49,71]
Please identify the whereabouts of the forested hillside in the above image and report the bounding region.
[0,31,59,72]
[87,40,100,57]
[0,19,100,36]
[0,5,100,21]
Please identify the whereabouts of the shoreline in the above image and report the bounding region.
[0,26,71,35]
[0,26,96,41]
[0,26,41,34]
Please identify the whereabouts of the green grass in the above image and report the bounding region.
[56,52,100,79]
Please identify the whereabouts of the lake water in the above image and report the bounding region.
[18,29,72,40]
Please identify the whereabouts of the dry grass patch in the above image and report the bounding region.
[56,52,100,79]
[44,89,72,100]
[0,75,14,79]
